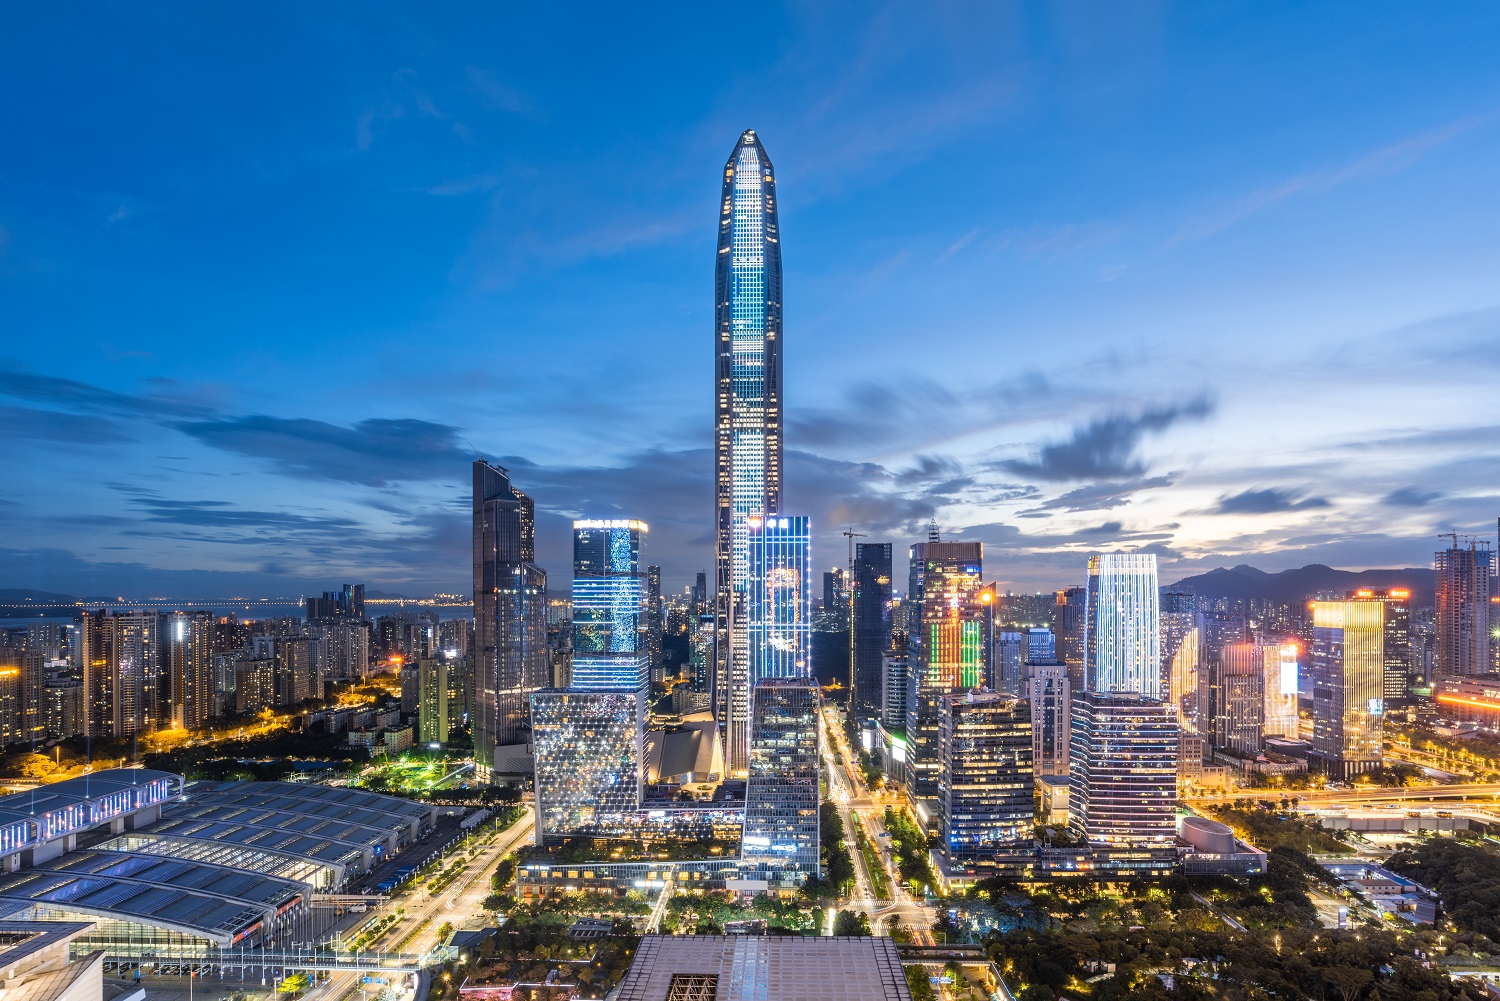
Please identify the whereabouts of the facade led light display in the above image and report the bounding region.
[1084,553,1162,698]
[744,515,811,685]
[713,130,784,776]
[1310,598,1385,777]
[571,520,649,693]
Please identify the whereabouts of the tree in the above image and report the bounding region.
[1321,965,1372,1001]
[833,910,871,936]
[277,973,310,995]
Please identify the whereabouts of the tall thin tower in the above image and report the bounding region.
[714,129,784,774]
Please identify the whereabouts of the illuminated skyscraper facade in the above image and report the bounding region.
[571,520,649,693]
[1068,692,1177,848]
[1084,553,1161,698]
[938,691,1034,865]
[1434,541,1493,678]
[1207,643,1265,757]
[473,460,548,782]
[1159,588,1201,730]
[713,129,784,775]
[530,688,645,844]
[904,540,989,805]
[1263,642,1300,738]
[78,610,158,739]
[743,515,812,691]
[850,542,892,718]
[1310,598,1385,778]
[166,610,212,731]
[743,679,821,884]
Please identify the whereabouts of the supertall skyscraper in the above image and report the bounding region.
[570,520,649,692]
[472,460,548,783]
[850,543,893,718]
[1434,539,1493,678]
[713,129,784,774]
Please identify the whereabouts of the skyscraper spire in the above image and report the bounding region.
[714,129,785,774]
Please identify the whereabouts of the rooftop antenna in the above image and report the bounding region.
[928,520,941,543]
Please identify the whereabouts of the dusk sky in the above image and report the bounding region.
[3,4,1499,599]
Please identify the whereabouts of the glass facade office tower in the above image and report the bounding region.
[1053,586,1087,691]
[1371,588,1412,702]
[1310,598,1385,778]
[938,691,1034,865]
[1024,662,1071,778]
[1068,692,1177,848]
[1264,642,1300,738]
[850,543,893,718]
[1208,643,1265,757]
[714,130,784,776]
[530,689,645,844]
[165,610,212,731]
[743,516,812,690]
[743,679,821,884]
[905,541,988,807]
[571,520,650,692]
[1084,554,1161,698]
[472,460,548,782]
[1159,588,1201,730]
[1434,541,1493,677]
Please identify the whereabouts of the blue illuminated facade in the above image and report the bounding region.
[570,520,649,693]
[714,129,784,774]
[745,515,811,684]
[743,679,820,884]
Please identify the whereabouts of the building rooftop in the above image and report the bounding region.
[613,935,912,1001]
[0,850,305,947]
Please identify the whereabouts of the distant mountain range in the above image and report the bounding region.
[1169,564,1435,607]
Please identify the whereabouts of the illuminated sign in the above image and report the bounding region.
[573,520,649,531]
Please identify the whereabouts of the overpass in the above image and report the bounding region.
[1189,782,1500,807]
[135,946,441,976]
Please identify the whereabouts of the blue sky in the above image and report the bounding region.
[3,3,1499,599]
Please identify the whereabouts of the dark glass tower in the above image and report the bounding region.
[713,129,784,775]
[472,460,548,783]
[850,542,892,718]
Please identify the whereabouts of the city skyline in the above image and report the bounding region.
[4,7,1500,600]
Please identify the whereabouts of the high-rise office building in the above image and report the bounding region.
[1347,587,1412,704]
[850,542,892,718]
[994,632,1024,696]
[1159,588,1201,730]
[78,610,158,739]
[1263,641,1300,738]
[1310,598,1385,777]
[713,129,785,778]
[1068,692,1177,848]
[529,688,645,844]
[743,515,812,690]
[1084,554,1161,698]
[1053,586,1087,691]
[904,540,988,807]
[1207,643,1265,757]
[742,679,821,884]
[473,460,548,782]
[570,520,649,693]
[1434,540,1493,678]
[881,653,909,732]
[1024,662,1071,778]
[419,656,449,746]
[165,611,212,730]
[938,691,1033,865]
[644,564,664,678]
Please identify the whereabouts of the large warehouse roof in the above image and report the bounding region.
[0,850,305,946]
[180,781,434,836]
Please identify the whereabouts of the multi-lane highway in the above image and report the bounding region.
[1188,782,1500,807]
[821,705,937,943]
